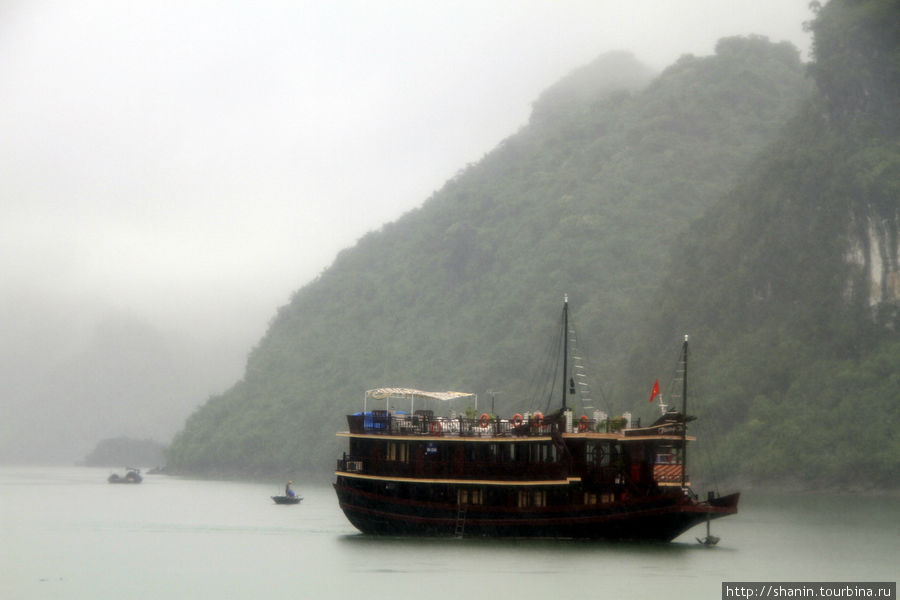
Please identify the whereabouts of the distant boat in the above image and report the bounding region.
[271,495,302,505]
[333,297,739,541]
[108,468,142,484]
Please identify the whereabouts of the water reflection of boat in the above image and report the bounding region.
[271,495,302,505]
[108,468,142,484]
[333,297,739,541]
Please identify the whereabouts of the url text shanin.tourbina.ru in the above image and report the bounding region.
[722,583,895,599]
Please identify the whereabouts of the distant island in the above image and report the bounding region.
[83,436,165,468]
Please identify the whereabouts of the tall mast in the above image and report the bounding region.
[562,295,568,410]
[681,334,688,488]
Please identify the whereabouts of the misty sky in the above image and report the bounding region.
[0,0,812,462]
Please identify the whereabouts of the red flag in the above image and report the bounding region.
[649,379,660,403]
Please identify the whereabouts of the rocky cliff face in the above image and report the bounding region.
[846,205,900,327]
[811,0,900,330]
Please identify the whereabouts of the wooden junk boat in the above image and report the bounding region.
[333,298,739,541]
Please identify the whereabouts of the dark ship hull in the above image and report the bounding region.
[335,476,737,541]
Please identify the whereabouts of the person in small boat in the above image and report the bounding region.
[285,481,295,497]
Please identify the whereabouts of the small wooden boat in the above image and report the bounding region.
[108,468,142,484]
[271,495,302,505]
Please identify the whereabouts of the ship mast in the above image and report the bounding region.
[681,334,688,488]
[562,295,569,410]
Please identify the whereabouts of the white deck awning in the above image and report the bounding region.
[365,388,474,403]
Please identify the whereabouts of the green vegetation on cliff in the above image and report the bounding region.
[627,0,900,488]
[170,2,900,488]
[167,36,813,479]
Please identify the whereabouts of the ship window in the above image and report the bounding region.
[387,442,409,463]
[529,443,552,463]
[610,444,622,468]
[598,443,610,467]
[532,443,555,463]
[467,444,487,462]
[517,490,547,507]
[489,444,500,461]
[458,488,483,505]
[656,446,677,464]
[584,492,598,505]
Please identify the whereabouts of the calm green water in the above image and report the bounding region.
[1,466,896,599]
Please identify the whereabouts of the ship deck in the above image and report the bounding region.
[342,410,694,442]
[336,430,694,443]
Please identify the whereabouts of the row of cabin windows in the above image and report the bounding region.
[374,440,656,470]
[454,488,619,507]
[379,441,559,464]
[456,488,547,507]
[461,443,557,463]
[457,488,483,505]
[518,490,547,507]
[583,492,616,505]
[374,479,621,507]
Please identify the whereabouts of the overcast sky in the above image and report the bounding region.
[0,0,813,461]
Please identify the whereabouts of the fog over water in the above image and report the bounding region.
[0,0,813,464]
[2,468,897,599]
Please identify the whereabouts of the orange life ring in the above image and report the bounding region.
[511,413,523,427]
[479,413,491,428]
[532,412,544,427]
[578,415,590,432]
[429,420,442,435]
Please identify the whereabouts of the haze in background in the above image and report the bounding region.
[0,0,812,464]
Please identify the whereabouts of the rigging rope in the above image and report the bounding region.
[566,309,611,417]
[691,373,724,495]
[542,308,565,413]
[526,306,564,413]
[660,337,723,494]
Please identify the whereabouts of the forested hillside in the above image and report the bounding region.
[626,0,900,489]
[167,36,811,479]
